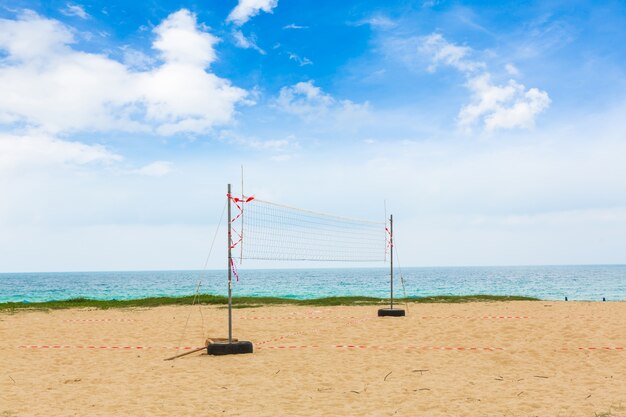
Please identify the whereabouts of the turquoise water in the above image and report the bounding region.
[1,265,625,303]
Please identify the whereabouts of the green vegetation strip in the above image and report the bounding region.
[0,294,537,311]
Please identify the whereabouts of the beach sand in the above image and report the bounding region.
[1,301,625,416]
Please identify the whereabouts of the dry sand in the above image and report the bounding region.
[1,301,625,416]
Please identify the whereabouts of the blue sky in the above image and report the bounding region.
[1,0,626,271]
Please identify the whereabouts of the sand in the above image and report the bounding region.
[1,301,625,416]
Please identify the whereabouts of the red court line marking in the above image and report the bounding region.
[333,345,505,351]
[240,316,363,320]
[62,319,140,322]
[17,343,626,352]
[259,345,504,350]
[17,345,203,350]
[420,316,530,319]
[258,345,319,349]
[17,345,626,351]
[573,347,625,351]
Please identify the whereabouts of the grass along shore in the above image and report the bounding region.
[0,294,537,311]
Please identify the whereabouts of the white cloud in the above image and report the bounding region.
[287,52,312,66]
[232,30,266,54]
[418,33,485,73]
[121,46,156,70]
[275,81,335,116]
[283,23,308,30]
[60,3,89,19]
[505,63,520,76]
[459,74,551,131]
[355,15,396,29]
[418,33,550,131]
[133,161,173,177]
[0,9,248,136]
[275,80,370,122]
[152,10,217,67]
[0,133,120,173]
[0,10,74,59]
[226,0,278,26]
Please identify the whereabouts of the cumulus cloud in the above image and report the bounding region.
[121,47,156,70]
[0,9,247,136]
[152,10,219,67]
[418,33,550,131]
[275,80,369,122]
[60,3,89,19]
[0,10,74,59]
[459,74,551,131]
[226,0,278,26]
[276,81,335,116]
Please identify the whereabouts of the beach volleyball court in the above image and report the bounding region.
[1,301,625,416]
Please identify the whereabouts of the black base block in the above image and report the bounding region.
[207,341,254,355]
[378,308,406,317]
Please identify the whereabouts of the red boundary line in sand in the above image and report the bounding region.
[258,345,320,349]
[17,345,202,350]
[240,316,363,320]
[62,319,141,322]
[420,316,531,319]
[561,347,625,351]
[235,316,533,320]
[60,316,534,322]
[17,344,505,350]
[333,345,505,351]
[16,345,626,351]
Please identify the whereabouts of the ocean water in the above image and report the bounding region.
[1,265,625,303]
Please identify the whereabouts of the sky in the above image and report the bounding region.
[1,0,626,272]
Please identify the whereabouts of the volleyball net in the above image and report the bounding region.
[228,194,387,263]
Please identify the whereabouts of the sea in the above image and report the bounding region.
[1,265,625,303]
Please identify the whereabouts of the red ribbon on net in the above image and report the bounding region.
[229,229,242,249]
[386,226,393,248]
[230,258,239,282]
[227,194,255,204]
[226,193,255,251]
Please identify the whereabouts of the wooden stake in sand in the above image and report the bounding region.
[164,338,238,361]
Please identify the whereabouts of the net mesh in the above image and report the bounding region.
[237,197,386,262]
